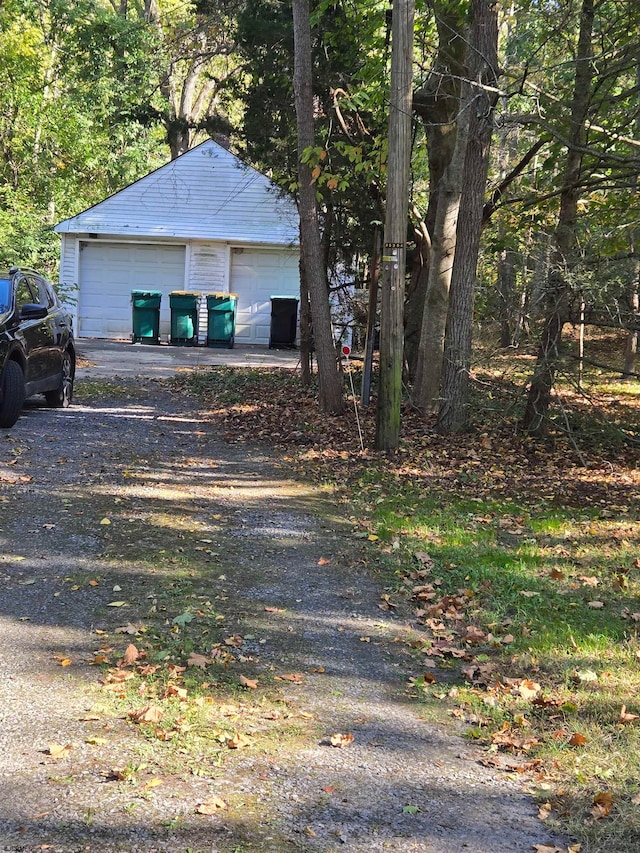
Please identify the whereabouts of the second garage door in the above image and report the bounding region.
[78,242,186,339]
[230,249,299,345]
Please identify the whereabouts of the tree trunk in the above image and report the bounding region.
[522,0,595,434]
[436,0,499,434]
[374,0,415,450]
[622,266,639,378]
[412,8,473,413]
[292,0,344,414]
[497,250,518,347]
[622,56,640,379]
[407,0,467,378]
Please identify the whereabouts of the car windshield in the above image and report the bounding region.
[0,277,10,313]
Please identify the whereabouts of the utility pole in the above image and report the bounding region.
[375,0,414,451]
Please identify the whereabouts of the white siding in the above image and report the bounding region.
[187,242,229,341]
[55,141,299,247]
[230,249,299,345]
[58,235,79,330]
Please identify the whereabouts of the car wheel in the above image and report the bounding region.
[0,360,26,428]
[45,349,75,408]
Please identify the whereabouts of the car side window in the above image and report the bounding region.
[15,277,37,311]
[33,276,55,308]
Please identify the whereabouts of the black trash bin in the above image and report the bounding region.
[131,290,162,344]
[169,291,200,346]
[269,295,298,349]
[206,293,238,348]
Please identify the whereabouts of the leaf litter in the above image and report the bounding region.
[0,376,577,853]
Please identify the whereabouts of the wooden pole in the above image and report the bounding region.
[578,298,585,390]
[361,227,381,407]
[375,0,414,450]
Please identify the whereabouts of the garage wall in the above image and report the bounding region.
[63,236,300,345]
[77,241,186,339]
[230,248,300,345]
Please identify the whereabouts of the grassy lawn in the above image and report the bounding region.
[169,330,640,852]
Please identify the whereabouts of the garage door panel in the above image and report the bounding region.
[78,242,186,339]
[230,250,299,345]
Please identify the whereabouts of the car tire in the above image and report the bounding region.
[45,349,75,408]
[0,360,25,428]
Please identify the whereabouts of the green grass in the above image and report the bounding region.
[163,352,640,851]
[347,475,640,849]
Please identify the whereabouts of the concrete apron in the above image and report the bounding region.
[75,338,300,380]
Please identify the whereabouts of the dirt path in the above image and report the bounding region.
[0,381,568,853]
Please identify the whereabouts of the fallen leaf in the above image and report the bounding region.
[122,644,139,666]
[196,796,227,814]
[107,601,128,608]
[115,623,139,634]
[463,625,487,644]
[187,653,210,669]
[163,684,188,700]
[322,785,336,793]
[317,557,330,565]
[275,672,304,683]
[172,612,193,627]
[568,732,588,746]
[129,705,164,724]
[99,518,111,525]
[538,802,553,820]
[516,679,542,701]
[573,669,598,684]
[620,705,639,724]
[588,600,605,609]
[590,791,614,819]
[47,743,72,758]
[239,675,258,690]
[58,658,72,667]
[227,732,251,749]
[329,732,354,748]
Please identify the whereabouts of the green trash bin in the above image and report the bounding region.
[169,291,201,346]
[206,292,238,348]
[131,290,162,344]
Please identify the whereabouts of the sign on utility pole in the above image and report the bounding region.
[375,0,414,451]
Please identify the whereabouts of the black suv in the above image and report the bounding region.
[0,267,75,428]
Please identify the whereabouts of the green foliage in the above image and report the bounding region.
[236,0,392,276]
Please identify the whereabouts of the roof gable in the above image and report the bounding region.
[55,140,299,247]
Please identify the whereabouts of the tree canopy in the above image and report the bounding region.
[1,0,638,437]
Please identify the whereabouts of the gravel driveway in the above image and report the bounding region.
[0,376,569,853]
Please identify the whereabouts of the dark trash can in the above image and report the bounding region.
[206,293,238,348]
[131,290,162,344]
[269,295,298,349]
[169,291,200,346]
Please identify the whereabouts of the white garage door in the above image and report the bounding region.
[230,249,299,345]
[78,242,186,339]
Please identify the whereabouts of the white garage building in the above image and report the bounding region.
[55,140,300,345]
